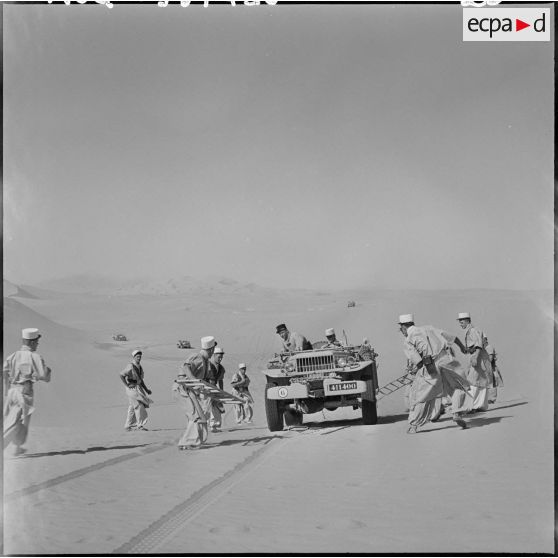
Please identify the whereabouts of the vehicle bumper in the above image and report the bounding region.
[266,379,367,400]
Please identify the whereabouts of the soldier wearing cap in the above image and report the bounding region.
[276,324,312,352]
[207,346,226,432]
[230,363,254,424]
[3,328,52,455]
[398,314,472,434]
[485,342,503,404]
[120,349,152,431]
[323,328,343,348]
[174,335,217,449]
[456,312,492,413]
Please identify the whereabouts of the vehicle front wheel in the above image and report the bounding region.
[361,376,378,425]
[361,399,378,425]
[265,383,285,432]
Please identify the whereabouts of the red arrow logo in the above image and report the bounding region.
[516,19,530,32]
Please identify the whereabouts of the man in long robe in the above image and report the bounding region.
[456,312,492,412]
[398,314,473,434]
[173,336,216,449]
[4,328,52,455]
[120,349,152,431]
[207,346,226,432]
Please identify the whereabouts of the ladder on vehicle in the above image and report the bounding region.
[377,373,413,400]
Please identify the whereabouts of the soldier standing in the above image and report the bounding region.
[231,363,254,424]
[120,349,152,431]
[456,312,492,413]
[3,328,52,455]
[207,346,226,432]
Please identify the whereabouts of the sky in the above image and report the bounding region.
[3,2,554,291]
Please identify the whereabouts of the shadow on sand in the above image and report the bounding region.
[22,443,151,459]
[489,400,528,412]
[196,435,285,449]
[420,414,512,433]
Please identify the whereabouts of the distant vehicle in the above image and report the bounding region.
[177,340,192,349]
[113,334,127,342]
[262,343,379,432]
[347,300,356,308]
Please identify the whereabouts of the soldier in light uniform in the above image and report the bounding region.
[323,328,343,348]
[398,314,472,434]
[207,346,226,432]
[231,363,254,424]
[276,323,312,352]
[174,336,216,449]
[456,312,492,413]
[120,349,152,431]
[485,343,503,404]
[3,328,52,456]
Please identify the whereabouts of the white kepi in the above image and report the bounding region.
[457,312,471,320]
[325,328,335,336]
[22,328,41,340]
[398,314,414,324]
[201,336,217,349]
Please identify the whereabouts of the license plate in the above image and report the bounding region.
[328,382,357,392]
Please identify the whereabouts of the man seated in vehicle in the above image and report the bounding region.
[323,328,343,348]
[276,323,312,352]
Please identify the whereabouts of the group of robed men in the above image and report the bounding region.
[119,336,255,450]
[399,312,503,434]
[170,336,254,449]
[3,313,502,455]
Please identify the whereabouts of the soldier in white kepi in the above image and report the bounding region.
[456,312,492,413]
[207,346,226,432]
[173,335,216,449]
[398,314,473,434]
[3,328,52,456]
[231,363,254,424]
[323,328,343,348]
[120,349,153,431]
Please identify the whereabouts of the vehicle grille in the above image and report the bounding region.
[296,354,335,373]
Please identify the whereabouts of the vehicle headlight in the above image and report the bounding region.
[336,357,347,368]
[285,362,296,373]
[347,356,357,366]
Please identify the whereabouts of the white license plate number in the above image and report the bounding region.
[328,382,357,392]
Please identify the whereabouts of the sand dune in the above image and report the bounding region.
[2,281,553,553]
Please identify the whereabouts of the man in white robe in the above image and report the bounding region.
[3,328,52,455]
[398,314,472,434]
[120,349,152,431]
[173,336,216,449]
[456,313,492,413]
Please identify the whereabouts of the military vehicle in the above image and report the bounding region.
[347,300,356,308]
[177,340,192,349]
[262,343,379,431]
[113,334,127,342]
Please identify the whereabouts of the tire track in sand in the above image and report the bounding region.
[5,441,174,502]
[114,435,288,554]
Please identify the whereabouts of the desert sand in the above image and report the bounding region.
[2,277,554,554]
